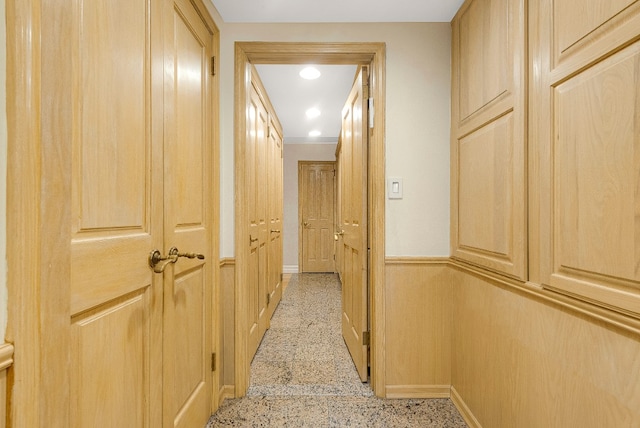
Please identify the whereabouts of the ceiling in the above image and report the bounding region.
[212,0,464,23]
[214,0,464,144]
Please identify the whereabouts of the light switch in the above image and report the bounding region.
[388,177,403,199]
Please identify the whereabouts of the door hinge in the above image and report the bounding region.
[362,331,370,346]
[211,353,216,371]
[368,98,374,128]
[211,56,216,76]
[267,292,271,305]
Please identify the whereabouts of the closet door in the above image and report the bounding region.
[530,0,640,318]
[162,0,215,426]
[267,116,284,320]
[451,0,527,279]
[69,0,164,426]
[247,77,270,359]
[340,67,369,382]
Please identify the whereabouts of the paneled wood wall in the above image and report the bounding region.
[384,259,451,398]
[449,0,640,426]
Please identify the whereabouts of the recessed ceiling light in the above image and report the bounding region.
[306,108,321,119]
[308,130,322,137]
[299,66,321,80]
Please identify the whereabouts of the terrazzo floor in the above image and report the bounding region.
[206,273,468,427]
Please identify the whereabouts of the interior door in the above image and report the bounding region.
[340,67,369,381]
[162,0,214,426]
[69,0,164,426]
[300,162,336,272]
[247,76,270,360]
[267,117,284,320]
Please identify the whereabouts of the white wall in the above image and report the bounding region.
[0,0,8,337]
[283,143,337,271]
[204,3,452,258]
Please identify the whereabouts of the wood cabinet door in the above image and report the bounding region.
[450,0,527,279]
[530,0,640,318]
[162,0,215,426]
[340,67,369,382]
[299,162,336,273]
[69,0,164,426]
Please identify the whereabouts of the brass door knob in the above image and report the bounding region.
[149,247,204,273]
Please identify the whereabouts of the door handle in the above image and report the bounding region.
[270,229,280,233]
[335,230,344,236]
[249,236,258,244]
[149,247,205,273]
[302,222,309,227]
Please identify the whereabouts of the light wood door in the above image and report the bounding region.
[69,0,164,426]
[299,162,336,273]
[247,77,270,360]
[162,0,215,426]
[340,67,369,381]
[267,117,284,320]
[530,0,640,317]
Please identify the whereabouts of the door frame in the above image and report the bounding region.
[234,42,386,397]
[298,161,336,273]
[6,0,221,424]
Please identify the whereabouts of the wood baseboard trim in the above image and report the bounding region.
[219,257,235,268]
[385,384,451,399]
[218,385,235,406]
[0,344,14,371]
[450,386,482,428]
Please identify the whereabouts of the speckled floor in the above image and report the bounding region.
[206,273,467,427]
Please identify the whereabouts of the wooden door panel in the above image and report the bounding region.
[247,79,270,360]
[457,113,519,272]
[457,0,510,122]
[300,162,336,272]
[549,41,640,314]
[267,117,283,320]
[531,0,640,319]
[163,0,214,426]
[451,0,526,280]
[554,0,636,54]
[70,0,162,426]
[340,68,369,381]
[71,293,149,428]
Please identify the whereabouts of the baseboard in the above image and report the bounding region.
[283,265,298,274]
[385,384,451,399]
[218,385,236,407]
[450,386,482,428]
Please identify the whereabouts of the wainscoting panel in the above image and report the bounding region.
[219,258,235,399]
[385,258,452,397]
[451,265,640,427]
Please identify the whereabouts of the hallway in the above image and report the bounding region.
[207,273,467,427]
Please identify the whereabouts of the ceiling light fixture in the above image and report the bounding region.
[299,66,321,80]
[306,107,321,119]
[308,130,322,137]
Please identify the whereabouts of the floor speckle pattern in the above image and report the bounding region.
[206,273,468,427]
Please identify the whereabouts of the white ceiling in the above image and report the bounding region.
[212,0,464,23]
[254,64,358,144]
[216,0,464,144]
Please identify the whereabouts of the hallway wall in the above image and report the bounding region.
[282,143,336,272]
[206,14,452,259]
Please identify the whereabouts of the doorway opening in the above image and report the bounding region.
[234,42,386,397]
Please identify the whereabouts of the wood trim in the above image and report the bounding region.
[6,0,73,426]
[217,385,235,406]
[234,41,386,397]
[385,385,450,399]
[219,257,236,267]
[450,386,482,428]
[0,344,14,372]
[385,256,449,265]
[449,259,640,336]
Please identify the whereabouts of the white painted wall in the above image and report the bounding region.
[205,3,452,258]
[0,0,8,337]
[282,143,337,272]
